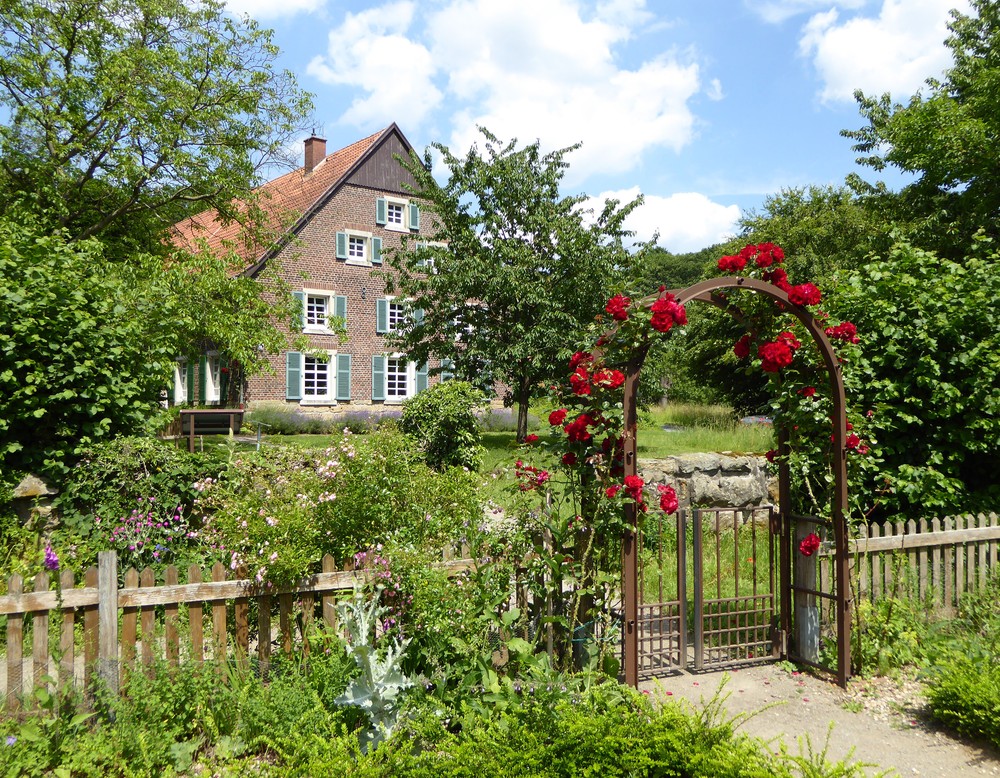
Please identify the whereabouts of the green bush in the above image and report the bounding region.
[196,430,482,584]
[401,381,488,471]
[926,652,1000,749]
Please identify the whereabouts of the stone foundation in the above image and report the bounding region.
[639,453,774,511]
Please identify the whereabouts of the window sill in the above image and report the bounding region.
[303,326,333,335]
[300,398,338,407]
[344,258,371,267]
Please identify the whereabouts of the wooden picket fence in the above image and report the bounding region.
[1,550,473,711]
[819,513,1000,612]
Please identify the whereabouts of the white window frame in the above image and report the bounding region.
[303,289,332,333]
[387,299,408,333]
[345,229,371,266]
[383,354,415,403]
[173,359,188,404]
[300,350,337,406]
[205,352,221,404]
[384,196,408,233]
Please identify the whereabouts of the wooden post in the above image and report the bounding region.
[59,568,76,692]
[6,574,23,711]
[165,566,180,665]
[33,572,50,701]
[98,551,119,696]
[83,566,98,689]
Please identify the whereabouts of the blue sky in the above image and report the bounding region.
[230,0,970,252]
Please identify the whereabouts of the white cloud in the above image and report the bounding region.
[306,0,701,180]
[706,78,724,101]
[225,0,324,19]
[747,0,867,25]
[306,2,443,128]
[586,187,741,253]
[799,0,971,103]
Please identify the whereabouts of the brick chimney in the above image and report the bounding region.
[304,135,326,173]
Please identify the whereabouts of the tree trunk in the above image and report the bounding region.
[515,376,532,442]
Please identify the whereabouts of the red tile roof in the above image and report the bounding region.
[170,126,390,267]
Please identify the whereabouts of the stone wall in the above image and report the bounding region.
[639,453,774,509]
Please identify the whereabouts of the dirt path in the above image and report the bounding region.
[640,663,1000,776]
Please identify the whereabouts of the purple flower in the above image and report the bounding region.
[5,735,16,746]
[43,546,59,572]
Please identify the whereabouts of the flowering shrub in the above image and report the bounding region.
[101,496,202,573]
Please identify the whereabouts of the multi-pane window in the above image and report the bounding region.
[348,235,366,261]
[387,201,404,226]
[206,354,221,403]
[303,355,330,399]
[386,357,408,399]
[173,360,188,404]
[387,301,407,332]
[306,295,328,328]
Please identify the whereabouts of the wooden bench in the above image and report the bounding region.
[178,409,244,453]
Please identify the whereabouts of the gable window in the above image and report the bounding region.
[337,230,381,266]
[376,196,420,233]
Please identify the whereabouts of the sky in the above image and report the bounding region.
[227,0,971,253]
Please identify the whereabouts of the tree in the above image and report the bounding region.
[827,237,1000,518]
[0,0,311,252]
[843,0,1000,259]
[0,214,178,476]
[385,128,642,440]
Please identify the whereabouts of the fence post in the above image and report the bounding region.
[98,551,119,697]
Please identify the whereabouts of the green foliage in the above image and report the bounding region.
[401,380,489,470]
[631,244,713,294]
[0,217,179,476]
[847,598,931,676]
[52,436,222,568]
[828,238,1000,517]
[0,0,311,249]
[197,430,481,584]
[386,126,644,440]
[844,0,1000,259]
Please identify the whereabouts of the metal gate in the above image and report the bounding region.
[636,505,781,678]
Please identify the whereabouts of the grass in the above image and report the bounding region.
[639,404,774,458]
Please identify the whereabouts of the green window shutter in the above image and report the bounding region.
[336,232,347,259]
[412,307,425,327]
[376,298,388,334]
[186,361,195,404]
[336,353,352,401]
[371,236,382,265]
[199,355,207,405]
[334,295,347,324]
[440,358,454,381]
[408,202,420,231]
[168,366,176,402]
[371,355,386,401]
[286,352,302,400]
[415,362,428,394]
[219,357,230,404]
[375,197,387,225]
[292,290,305,330]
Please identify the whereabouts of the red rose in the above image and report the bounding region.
[717,254,747,273]
[561,452,577,466]
[549,408,568,426]
[657,484,679,514]
[524,434,539,444]
[605,485,621,499]
[733,334,751,360]
[605,294,631,321]
[592,368,625,389]
[765,449,777,463]
[624,474,645,503]
[798,386,816,397]
[569,351,593,370]
[650,293,687,333]
[799,532,821,557]
[569,365,591,396]
[564,413,594,442]
[825,322,860,344]
[758,341,794,372]
[846,433,861,450]
[756,242,784,267]
[777,331,801,350]
[788,283,822,307]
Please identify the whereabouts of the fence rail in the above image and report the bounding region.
[820,513,1000,610]
[2,550,473,711]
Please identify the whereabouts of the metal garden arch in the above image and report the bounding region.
[611,277,852,687]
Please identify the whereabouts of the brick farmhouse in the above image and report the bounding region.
[170,124,448,413]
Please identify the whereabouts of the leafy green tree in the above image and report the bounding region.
[0,215,179,476]
[843,0,1000,259]
[0,0,311,251]
[828,237,1000,517]
[631,245,712,294]
[385,128,642,440]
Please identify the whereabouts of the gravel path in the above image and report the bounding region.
[641,663,1000,777]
